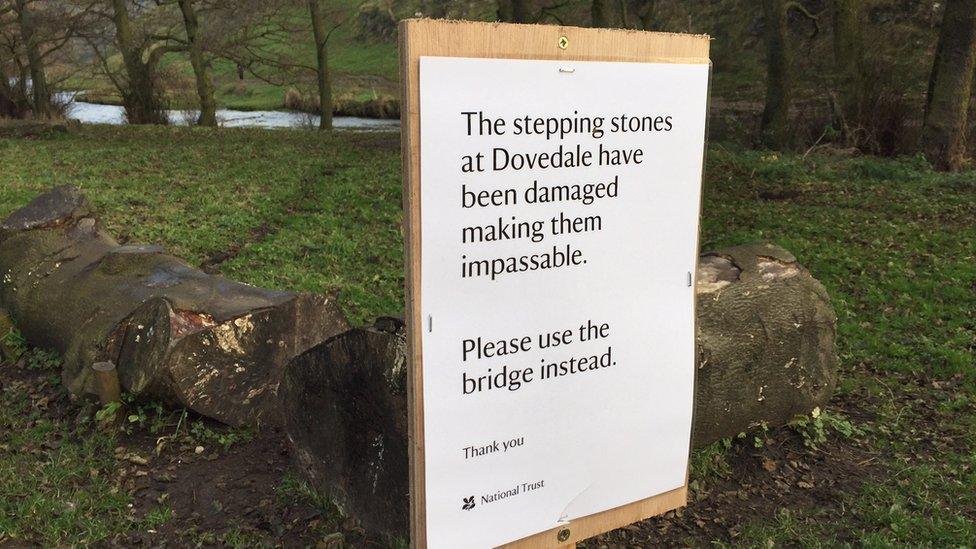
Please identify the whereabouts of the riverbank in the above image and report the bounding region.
[62,98,399,129]
[0,126,973,545]
[73,87,400,121]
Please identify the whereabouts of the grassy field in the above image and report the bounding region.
[0,126,973,545]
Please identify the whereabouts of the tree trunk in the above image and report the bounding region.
[0,186,350,426]
[282,243,838,541]
[921,0,976,171]
[592,0,612,27]
[13,64,32,115]
[497,0,532,23]
[760,0,791,149]
[832,0,863,133]
[309,0,333,131]
[109,0,167,125]
[14,0,52,118]
[0,86,16,118]
[514,0,531,22]
[635,0,657,30]
[282,317,409,540]
[177,0,217,127]
[0,53,22,118]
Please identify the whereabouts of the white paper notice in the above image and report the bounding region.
[418,56,709,548]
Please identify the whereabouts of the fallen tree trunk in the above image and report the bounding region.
[0,186,349,426]
[0,119,73,138]
[281,243,837,539]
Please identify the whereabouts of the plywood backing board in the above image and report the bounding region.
[400,18,710,548]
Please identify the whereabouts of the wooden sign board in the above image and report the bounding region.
[400,19,710,548]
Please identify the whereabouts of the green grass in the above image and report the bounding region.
[0,349,168,544]
[698,146,976,546]
[0,126,973,545]
[699,148,975,386]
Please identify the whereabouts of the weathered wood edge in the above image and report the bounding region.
[399,19,426,549]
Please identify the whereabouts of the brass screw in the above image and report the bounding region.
[558,36,569,49]
[557,528,571,542]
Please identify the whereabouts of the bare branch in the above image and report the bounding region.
[785,1,821,38]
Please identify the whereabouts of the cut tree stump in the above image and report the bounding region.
[281,316,409,538]
[0,186,349,426]
[694,243,838,445]
[280,243,837,540]
[92,361,122,407]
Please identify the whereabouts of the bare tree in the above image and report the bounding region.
[176,0,215,126]
[87,0,234,126]
[308,0,331,130]
[217,0,343,130]
[0,3,25,117]
[626,0,656,31]
[0,0,97,119]
[0,32,28,117]
[921,0,976,171]
[103,0,174,124]
[13,0,51,117]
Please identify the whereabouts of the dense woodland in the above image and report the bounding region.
[2,1,976,170]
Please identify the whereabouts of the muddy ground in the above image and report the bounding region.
[6,349,948,548]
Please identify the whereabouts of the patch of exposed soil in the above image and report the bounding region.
[100,428,362,548]
[3,349,967,547]
[0,359,367,548]
[199,221,274,273]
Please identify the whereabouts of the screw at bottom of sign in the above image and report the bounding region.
[557,528,571,542]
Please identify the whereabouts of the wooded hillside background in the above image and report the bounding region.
[4,1,976,169]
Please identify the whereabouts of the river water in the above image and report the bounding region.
[64,99,400,130]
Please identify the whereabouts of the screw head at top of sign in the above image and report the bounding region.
[557,528,572,542]
[558,35,569,49]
